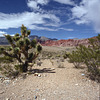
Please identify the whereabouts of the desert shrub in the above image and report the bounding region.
[0,25,42,73]
[57,62,64,68]
[63,52,70,59]
[68,34,100,80]
[0,56,13,63]
[14,64,24,72]
[56,55,61,57]
[0,65,19,78]
[68,50,83,68]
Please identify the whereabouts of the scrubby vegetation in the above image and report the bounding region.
[67,34,100,81]
[0,56,13,63]
[0,25,99,83]
[0,25,42,75]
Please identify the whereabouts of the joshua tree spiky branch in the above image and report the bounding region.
[0,24,42,72]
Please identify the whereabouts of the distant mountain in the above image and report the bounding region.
[0,35,94,47]
[0,35,58,45]
[0,37,9,45]
[41,39,89,47]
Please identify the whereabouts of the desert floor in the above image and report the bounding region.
[0,46,100,100]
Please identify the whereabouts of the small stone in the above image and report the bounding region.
[0,78,2,81]
[21,95,24,97]
[5,77,10,80]
[38,74,41,77]
[0,91,4,94]
[81,73,85,76]
[42,99,46,100]
[3,80,10,85]
[12,81,15,85]
[6,98,10,100]
[12,93,14,95]
[35,89,39,92]
[88,80,91,82]
[34,96,37,99]
[34,73,38,76]
[53,91,56,94]
[37,61,42,66]
[27,98,31,100]
[0,75,3,78]
[43,74,47,77]
[27,96,31,100]
[51,68,55,70]
[75,83,78,85]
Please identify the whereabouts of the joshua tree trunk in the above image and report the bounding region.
[22,61,28,72]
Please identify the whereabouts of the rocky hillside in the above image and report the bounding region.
[0,35,90,47]
[41,39,89,47]
[0,35,57,45]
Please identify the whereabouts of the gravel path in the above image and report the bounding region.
[0,59,100,100]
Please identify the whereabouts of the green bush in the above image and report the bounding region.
[68,34,100,80]
[68,50,83,68]
[0,56,13,63]
[63,53,70,59]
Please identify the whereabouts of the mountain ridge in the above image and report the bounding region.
[0,35,92,47]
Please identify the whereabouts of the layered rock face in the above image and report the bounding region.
[0,35,93,47]
[41,39,89,47]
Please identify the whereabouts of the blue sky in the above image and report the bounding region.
[0,0,100,39]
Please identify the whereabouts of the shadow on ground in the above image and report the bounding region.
[30,68,56,74]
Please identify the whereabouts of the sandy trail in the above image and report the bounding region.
[0,59,99,100]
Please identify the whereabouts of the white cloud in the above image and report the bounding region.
[29,25,73,31]
[67,37,75,39]
[58,28,73,31]
[54,0,75,5]
[37,0,49,5]
[0,0,74,32]
[0,12,60,31]
[71,0,100,32]
[30,26,58,31]
[0,31,7,36]
[27,0,49,10]
[0,0,66,32]
[27,0,39,10]
[0,10,73,32]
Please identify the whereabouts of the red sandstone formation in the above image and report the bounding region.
[41,39,89,47]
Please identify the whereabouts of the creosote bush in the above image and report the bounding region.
[63,52,70,59]
[0,25,42,73]
[67,34,100,81]
[68,51,83,68]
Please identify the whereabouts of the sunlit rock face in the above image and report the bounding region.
[0,35,95,47]
[41,39,89,47]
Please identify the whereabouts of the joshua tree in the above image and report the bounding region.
[0,25,42,72]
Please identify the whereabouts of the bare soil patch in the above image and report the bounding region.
[0,46,99,100]
[0,59,99,100]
